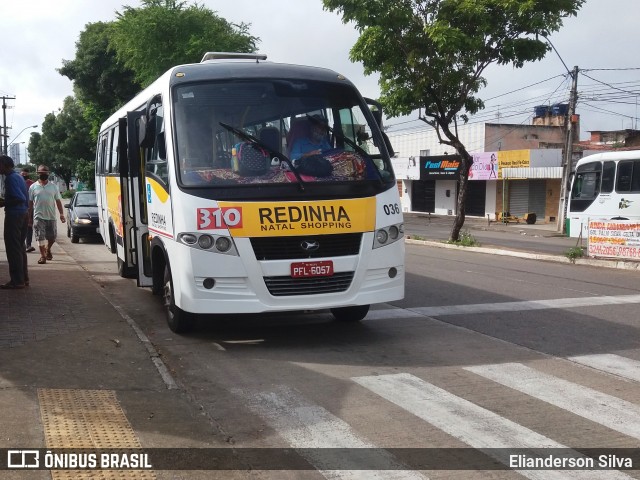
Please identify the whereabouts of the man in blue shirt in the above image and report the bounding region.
[0,155,29,289]
[289,115,332,161]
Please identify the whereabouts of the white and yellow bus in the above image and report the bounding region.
[96,52,404,333]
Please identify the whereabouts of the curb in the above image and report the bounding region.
[405,238,640,271]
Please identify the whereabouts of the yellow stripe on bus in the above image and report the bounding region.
[218,197,376,237]
[147,177,169,203]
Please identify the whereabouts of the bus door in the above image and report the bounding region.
[123,111,153,287]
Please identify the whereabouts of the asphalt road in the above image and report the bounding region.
[54,231,640,479]
[403,213,579,256]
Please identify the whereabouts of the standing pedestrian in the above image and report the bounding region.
[0,155,29,289]
[21,167,35,252]
[28,165,66,265]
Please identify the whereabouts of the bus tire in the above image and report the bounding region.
[163,265,195,334]
[117,255,137,279]
[108,224,117,254]
[330,305,370,322]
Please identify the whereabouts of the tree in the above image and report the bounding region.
[323,0,585,241]
[109,0,259,87]
[58,22,142,137]
[28,97,95,189]
[75,159,96,190]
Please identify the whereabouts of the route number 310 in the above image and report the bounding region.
[197,207,243,230]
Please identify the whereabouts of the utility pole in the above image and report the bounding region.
[2,95,16,154]
[557,66,579,234]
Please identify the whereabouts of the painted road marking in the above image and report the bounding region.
[407,294,640,317]
[465,363,640,440]
[568,353,640,383]
[363,294,640,320]
[352,373,632,480]
[233,385,427,479]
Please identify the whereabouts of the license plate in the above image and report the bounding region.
[291,260,334,278]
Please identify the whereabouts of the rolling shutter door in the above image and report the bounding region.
[508,181,529,216]
[528,180,546,218]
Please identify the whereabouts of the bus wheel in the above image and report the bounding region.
[117,255,136,279]
[163,266,195,334]
[330,305,370,322]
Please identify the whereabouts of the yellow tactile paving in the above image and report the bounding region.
[38,388,156,480]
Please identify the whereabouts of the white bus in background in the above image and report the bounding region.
[95,52,404,333]
[567,150,640,238]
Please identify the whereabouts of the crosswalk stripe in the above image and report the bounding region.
[233,385,427,479]
[568,354,640,383]
[407,294,640,317]
[352,373,631,480]
[465,363,640,440]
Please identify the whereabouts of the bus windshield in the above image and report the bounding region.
[172,79,393,188]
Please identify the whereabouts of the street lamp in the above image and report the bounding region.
[5,124,37,154]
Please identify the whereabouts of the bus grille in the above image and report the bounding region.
[251,233,362,260]
[264,272,355,296]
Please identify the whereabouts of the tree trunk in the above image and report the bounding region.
[449,150,473,242]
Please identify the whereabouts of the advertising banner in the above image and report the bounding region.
[497,150,530,179]
[469,152,498,181]
[588,220,640,260]
[419,155,461,179]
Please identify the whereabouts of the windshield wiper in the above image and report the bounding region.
[219,122,305,190]
[305,115,385,185]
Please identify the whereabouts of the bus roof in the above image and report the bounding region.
[578,150,640,164]
[100,56,355,130]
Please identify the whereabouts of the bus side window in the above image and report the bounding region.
[146,105,169,184]
[601,161,615,193]
[616,161,633,192]
[631,160,640,192]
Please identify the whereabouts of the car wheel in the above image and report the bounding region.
[70,229,79,243]
[330,305,370,322]
[163,265,195,334]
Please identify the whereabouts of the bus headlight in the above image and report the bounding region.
[376,229,389,244]
[198,235,214,249]
[373,222,404,249]
[181,233,197,245]
[178,232,238,256]
[215,236,232,252]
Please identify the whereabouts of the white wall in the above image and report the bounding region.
[485,181,498,220]
[435,180,457,215]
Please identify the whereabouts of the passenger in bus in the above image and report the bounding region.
[289,115,331,160]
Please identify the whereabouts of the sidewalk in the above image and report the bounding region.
[403,212,640,270]
[0,211,245,479]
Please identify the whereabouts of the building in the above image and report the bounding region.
[388,105,575,223]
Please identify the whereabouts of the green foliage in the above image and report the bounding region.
[75,159,96,190]
[28,97,95,189]
[565,246,584,263]
[110,0,259,87]
[323,0,585,241]
[446,230,480,247]
[61,189,76,199]
[58,22,141,135]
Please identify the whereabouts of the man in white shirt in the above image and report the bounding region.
[28,165,66,264]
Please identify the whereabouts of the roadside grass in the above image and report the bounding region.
[446,230,481,247]
[565,246,584,263]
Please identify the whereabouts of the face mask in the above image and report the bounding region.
[39,173,49,181]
